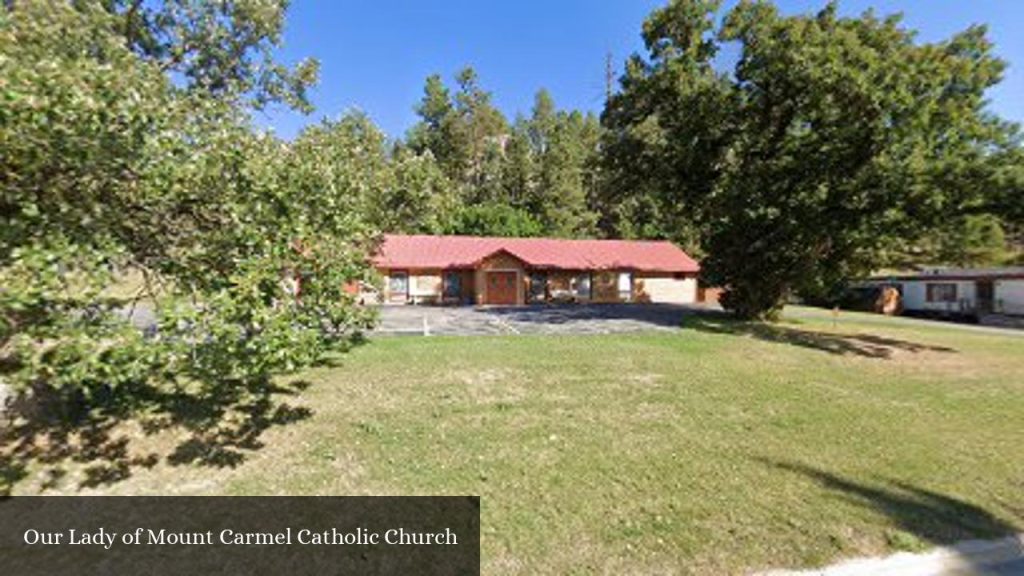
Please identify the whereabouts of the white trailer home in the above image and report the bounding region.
[865,267,1024,318]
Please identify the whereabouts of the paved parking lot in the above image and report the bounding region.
[372,303,708,336]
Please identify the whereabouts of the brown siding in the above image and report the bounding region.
[479,252,524,270]
[697,285,723,304]
[548,271,573,292]
[634,277,652,303]
[592,270,621,303]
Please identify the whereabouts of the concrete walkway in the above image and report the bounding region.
[761,534,1024,576]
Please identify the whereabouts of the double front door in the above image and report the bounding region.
[486,271,518,305]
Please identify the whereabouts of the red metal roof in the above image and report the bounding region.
[373,234,700,273]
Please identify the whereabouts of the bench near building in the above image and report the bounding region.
[372,234,700,306]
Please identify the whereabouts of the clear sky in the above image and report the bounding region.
[259,1,1024,140]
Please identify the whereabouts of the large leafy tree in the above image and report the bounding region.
[604,0,1019,319]
[932,215,1009,267]
[599,0,727,253]
[295,114,457,235]
[446,203,544,238]
[106,0,319,112]
[1,1,372,416]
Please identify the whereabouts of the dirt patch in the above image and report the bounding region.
[626,373,664,386]
[452,368,529,406]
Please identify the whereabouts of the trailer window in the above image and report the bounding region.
[926,283,957,303]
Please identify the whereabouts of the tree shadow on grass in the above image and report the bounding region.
[683,312,956,359]
[0,375,316,495]
[757,457,1022,559]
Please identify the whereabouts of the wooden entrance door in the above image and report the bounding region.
[486,271,518,305]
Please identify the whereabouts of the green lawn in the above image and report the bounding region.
[5,307,1024,574]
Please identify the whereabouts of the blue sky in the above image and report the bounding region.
[259,1,1024,140]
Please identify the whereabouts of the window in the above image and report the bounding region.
[926,283,957,303]
[618,272,633,302]
[388,272,408,297]
[530,272,547,302]
[444,271,461,298]
[573,274,591,300]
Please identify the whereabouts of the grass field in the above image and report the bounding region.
[4,307,1023,574]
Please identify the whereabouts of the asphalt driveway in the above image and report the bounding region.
[372,303,707,336]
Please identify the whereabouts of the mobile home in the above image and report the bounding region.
[864,267,1024,317]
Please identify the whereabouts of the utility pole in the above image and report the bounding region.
[605,52,614,103]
